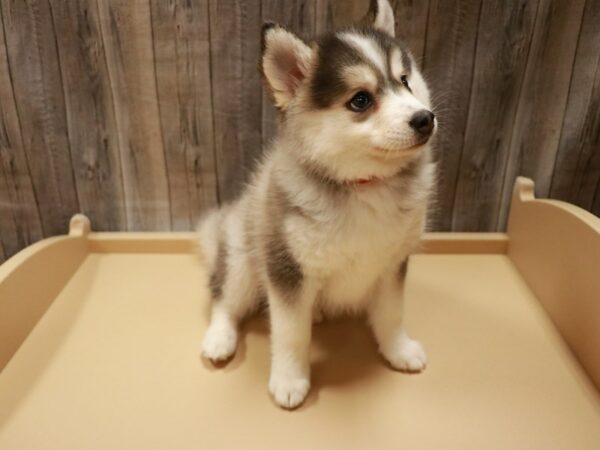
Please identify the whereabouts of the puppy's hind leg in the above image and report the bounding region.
[201,227,259,363]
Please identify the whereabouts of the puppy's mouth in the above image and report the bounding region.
[372,138,430,154]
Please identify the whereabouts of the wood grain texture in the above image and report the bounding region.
[209,0,263,202]
[49,0,127,232]
[1,0,599,261]
[423,0,482,231]
[496,0,586,230]
[261,0,317,144]
[315,0,367,32]
[452,0,540,231]
[97,0,170,230]
[1,0,79,237]
[550,0,600,216]
[150,0,218,230]
[0,5,43,262]
[595,175,600,217]
[392,0,431,62]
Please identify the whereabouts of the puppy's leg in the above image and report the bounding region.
[202,214,259,362]
[268,283,316,409]
[367,259,427,372]
[202,248,259,362]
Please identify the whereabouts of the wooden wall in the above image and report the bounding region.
[0,0,599,263]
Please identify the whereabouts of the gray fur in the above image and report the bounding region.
[209,238,227,300]
[310,27,413,110]
[310,33,367,108]
[400,50,413,78]
[264,178,304,296]
[266,229,304,295]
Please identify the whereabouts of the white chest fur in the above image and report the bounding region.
[285,181,425,309]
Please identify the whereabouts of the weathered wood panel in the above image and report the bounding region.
[594,178,600,217]
[550,0,600,216]
[1,0,80,237]
[1,0,599,264]
[315,0,366,32]
[209,0,263,202]
[423,0,482,231]
[452,0,539,231]
[0,5,43,259]
[392,0,430,63]
[496,0,586,230]
[49,0,128,232]
[261,0,317,144]
[97,0,171,230]
[150,0,218,230]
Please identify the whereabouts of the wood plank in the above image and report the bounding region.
[392,0,431,63]
[261,0,317,144]
[452,0,540,231]
[496,0,586,230]
[96,0,171,230]
[315,0,366,32]
[550,0,600,215]
[594,179,600,217]
[0,158,33,257]
[150,0,218,230]
[0,6,43,260]
[423,0,482,231]
[48,0,127,232]
[1,0,79,236]
[209,0,263,202]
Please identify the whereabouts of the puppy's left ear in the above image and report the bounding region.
[261,23,313,110]
[363,0,395,37]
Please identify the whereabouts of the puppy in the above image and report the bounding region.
[199,0,436,409]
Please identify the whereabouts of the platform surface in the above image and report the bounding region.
[0,253,598,449]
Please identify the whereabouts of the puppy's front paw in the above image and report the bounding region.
[201,325,238,363]
[269,376,310,409]
[385,336,427,373]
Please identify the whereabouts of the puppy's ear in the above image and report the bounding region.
[363,0,395,37]
[261,23,313,110]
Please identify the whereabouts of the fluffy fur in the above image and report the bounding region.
[199,0,437,409]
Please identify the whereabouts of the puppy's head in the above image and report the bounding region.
[261,0,436,182]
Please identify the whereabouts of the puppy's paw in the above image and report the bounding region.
[201,325,238,363]
[385,337,427,373]
[269,375,310,409]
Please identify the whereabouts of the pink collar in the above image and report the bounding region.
[349,176,379,186]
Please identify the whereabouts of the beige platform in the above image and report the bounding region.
[0,178,599,449]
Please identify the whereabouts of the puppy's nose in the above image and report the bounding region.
[409,110,435,136]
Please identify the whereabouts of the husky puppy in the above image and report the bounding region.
[199,0,436,409]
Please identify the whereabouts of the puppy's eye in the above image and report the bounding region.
[347,91,373,112]
[400,75,411,91]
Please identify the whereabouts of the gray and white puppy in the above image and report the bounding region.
[199,0,437,409]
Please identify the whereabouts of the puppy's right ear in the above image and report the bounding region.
[261,23,313,110]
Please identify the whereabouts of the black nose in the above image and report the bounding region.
[409,110,435,136]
